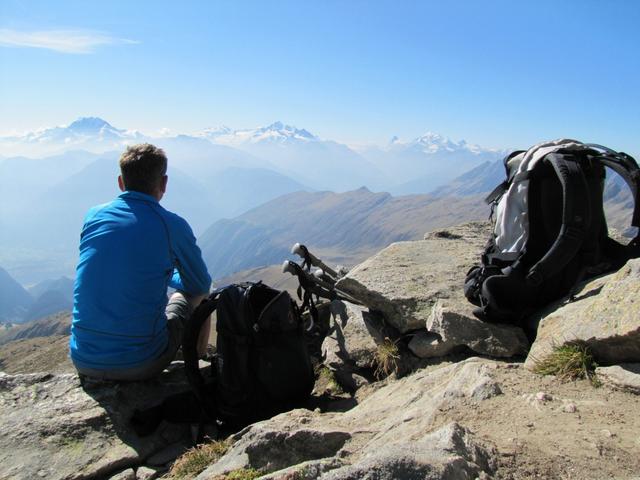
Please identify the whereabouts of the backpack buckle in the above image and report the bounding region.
[525,270,543,286]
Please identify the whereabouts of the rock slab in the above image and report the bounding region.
[596,364,640,395]
[197,358,501,479]
[0,367,194,480]
[335,222,528,359]
[322,301,385,371]
[336,222,491,334]
[407,331,457,359]
[321,422,495,480]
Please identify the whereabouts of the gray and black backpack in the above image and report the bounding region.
[183,282,315,428]
[464,139,640,324]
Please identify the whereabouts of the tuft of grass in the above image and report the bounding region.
[533,342,600,386]
[169,440,230,479]
[214,468,263,480]
[374,337,400,379]
[318,365,344,395]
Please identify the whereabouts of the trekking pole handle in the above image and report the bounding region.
[282,259,296,276]
[282,260,336,297]
[291,243,338,279]
[308,269,337,291]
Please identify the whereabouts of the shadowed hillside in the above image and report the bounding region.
[200,187,489,279]
[0,312,71,346]
[0,267,33,323]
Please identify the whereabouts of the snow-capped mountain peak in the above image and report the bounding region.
[67,117,116,134]
[206,121,318,147]
[413,131,461,152]
[252,121,317,142]
[197,125,233,139]
[384,131,500,156]
[0,117,142,156]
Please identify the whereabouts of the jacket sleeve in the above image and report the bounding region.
[166,213,212,295]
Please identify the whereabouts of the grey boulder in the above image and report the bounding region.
[321,422,496,480]
[526,259,640,369]
[336,222,528,360]
[336,222,491,334]
[596,364,640,395]
[197,358,501,479]
[426,300,529,358]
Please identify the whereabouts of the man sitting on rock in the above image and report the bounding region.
[69,143,211,381]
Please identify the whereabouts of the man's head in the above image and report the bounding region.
[118,143,168,200]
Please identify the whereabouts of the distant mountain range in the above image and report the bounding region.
[0,267,33,323]
[359,133,506,194]
[0,117,504,192]
[200,187,490,279]
[0,268,72,325]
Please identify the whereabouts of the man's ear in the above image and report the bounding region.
[118,175,125,192]
[160,175,168,194]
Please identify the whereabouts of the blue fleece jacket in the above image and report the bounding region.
[69,190,211,370]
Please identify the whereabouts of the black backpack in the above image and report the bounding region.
[464,139,640,324]
[182,282,315,427]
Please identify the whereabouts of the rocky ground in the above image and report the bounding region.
[1,222,639,479]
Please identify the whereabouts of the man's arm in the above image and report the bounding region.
[167,213,212,356]
[167,215,211,296]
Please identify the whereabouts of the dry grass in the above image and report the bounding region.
[374,337,400,379]
[213,468,263,480]
[169,440,230,479]
[318,365,344,395]
[533,342,600,386]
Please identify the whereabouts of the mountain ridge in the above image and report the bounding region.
[0,116,504,192]
[199,188,489,279]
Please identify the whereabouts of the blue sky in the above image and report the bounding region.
[1,0,639,153]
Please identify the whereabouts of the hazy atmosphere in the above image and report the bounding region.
[1,0,639,314]
[2,3,640,480]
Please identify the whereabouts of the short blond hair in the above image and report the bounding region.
[119,143,167,195]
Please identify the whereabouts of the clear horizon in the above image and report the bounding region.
[1,1,639,154]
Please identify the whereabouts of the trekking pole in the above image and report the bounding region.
[282,260,334,299]
[291,243,339,279]
[313,268,336,288]
[282,260,364,307]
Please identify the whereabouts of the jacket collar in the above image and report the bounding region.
[119,190,159,204]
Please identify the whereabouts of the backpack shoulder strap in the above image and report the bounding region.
[182,288,224,422]
[484,150,527,205]
[524,152,591,285]
[592,148,640,228]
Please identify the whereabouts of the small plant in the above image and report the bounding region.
[318,365,344,395]
[169,440,230,479]
[374,337,400,379]
[215,468,263,480]
[533,342,600,386]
